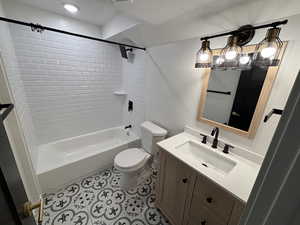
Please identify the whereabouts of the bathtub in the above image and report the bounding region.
[36,127,140,193]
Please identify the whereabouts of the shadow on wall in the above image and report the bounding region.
[146,51,188,107]
[144,49,199,136]
[122,37,192,137]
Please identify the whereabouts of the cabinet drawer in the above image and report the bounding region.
[194,174,235,221]
[188,205,226,225]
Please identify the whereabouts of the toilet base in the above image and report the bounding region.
[118,163,152,189]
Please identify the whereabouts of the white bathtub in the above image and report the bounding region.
[36,127,140,193]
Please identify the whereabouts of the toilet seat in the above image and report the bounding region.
[114,148,151,172]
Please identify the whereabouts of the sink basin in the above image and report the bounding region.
[175,140,237,174]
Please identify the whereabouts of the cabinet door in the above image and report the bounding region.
[228,199,245,225]
[156,150,195,225]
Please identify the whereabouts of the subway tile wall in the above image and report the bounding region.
[0,17,39,168]
[121,51,146,137]
[10,24,124,144]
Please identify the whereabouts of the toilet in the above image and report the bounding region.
[114,121,167,188]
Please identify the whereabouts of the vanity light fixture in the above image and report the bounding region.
[238,46,252,69]
[216,56,225,65]
[238,51,252,70]
[239,52,250,65]
[220,35,242,68]
[254,27,283,67]
[195,20,288,69]
[223,36,241,60]
[195,39,212,68]
[64,3,79,14]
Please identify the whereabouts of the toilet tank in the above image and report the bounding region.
[140,121,167,155]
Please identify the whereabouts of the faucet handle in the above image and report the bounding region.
[223,144,234,154]
[200,133,207,144]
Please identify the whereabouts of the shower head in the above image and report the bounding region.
[119,45,133,59]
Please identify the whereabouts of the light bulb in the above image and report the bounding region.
[216,57,225,65]
[239,55,250,64]
[64,4,79,14]
[195,40,212,68]
[225,50,237,60]
[261,46,276,58]
[199,52,209,61]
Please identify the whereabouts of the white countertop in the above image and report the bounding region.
[157,131,262,202]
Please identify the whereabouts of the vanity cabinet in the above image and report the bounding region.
[156,149,196,225]
[156,150,245,225]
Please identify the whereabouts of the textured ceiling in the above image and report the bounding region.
[10,0,300,47]
[116,0,300,47]
[112,0,247,25]
[14,0,250,26]
[14,0,117,26]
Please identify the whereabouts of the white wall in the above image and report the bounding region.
[102,15,140,40]
[121,50,146,137]
[0,0,40,200]
[143,13,300,156]
[4,1,124,144]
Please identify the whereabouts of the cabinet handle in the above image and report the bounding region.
[206,197,213,203]
[201,220,206,225]
[182,178,188,183]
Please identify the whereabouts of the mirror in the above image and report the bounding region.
[197,43,287,138]
[203,62,268,131]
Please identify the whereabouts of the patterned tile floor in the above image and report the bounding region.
[43,167,169,225]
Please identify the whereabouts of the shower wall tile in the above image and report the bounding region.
[0,15,39,167]
[121,51,146,137]
[0,1,40,201]
[10,24,123,144]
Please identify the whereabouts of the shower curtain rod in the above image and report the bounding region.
[0,16,147,51]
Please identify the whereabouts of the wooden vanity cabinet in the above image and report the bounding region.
[156,150,245,225]
[155,149,196,225]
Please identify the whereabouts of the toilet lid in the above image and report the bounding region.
[114,148,150,170]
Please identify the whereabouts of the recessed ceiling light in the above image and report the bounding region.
[64,4,79,14]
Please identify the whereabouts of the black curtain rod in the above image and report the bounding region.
[0,16,146,51]
[207,90,231,95]
[201,19,288,41]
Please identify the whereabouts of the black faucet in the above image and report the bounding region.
[211,127,219,149]
[124,125,132,129]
